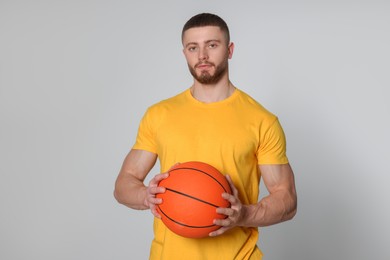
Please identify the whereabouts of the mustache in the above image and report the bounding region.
[195,61,215,68]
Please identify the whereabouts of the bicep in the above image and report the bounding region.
[259,163,296,195]
[119,149,158,182]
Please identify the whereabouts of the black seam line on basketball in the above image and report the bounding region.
[165,188,220,208]
[170,167,228,192]
[157,205,216,228]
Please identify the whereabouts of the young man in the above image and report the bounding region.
[114,13,297,260]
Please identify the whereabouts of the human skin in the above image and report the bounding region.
[114,25,297,236]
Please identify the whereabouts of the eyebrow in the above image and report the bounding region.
[185,39,222,48]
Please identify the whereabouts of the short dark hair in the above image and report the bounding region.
[181,13,230,44]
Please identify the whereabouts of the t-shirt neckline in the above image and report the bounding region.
[185,88,239,107]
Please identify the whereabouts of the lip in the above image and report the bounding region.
[196,64,213,69]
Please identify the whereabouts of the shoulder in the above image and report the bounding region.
[235,88,277,120]
[146,89,189,114]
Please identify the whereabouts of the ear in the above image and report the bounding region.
[228,42,235,59]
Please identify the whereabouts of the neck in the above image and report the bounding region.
[191,78,235,103]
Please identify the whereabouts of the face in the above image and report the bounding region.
[182,26,234,85]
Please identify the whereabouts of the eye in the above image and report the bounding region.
[208,43,218,49]
[188,46,197,52]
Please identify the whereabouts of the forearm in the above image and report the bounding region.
[241,190,297,227]
[114,175,148,210]
[114,149,158,210]
[211,165,297,236]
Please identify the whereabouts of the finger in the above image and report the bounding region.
[148,185,166,195]
[226,175,239,197]
[213,217,233,227]
[150,205,161,219]
[209,226,230,237]
[148,196,163,205]
[153,172,170,183]
[146,185,163,197]
[222,192,238,205]
[216,207,234,216]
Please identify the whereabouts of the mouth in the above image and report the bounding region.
[196,63,213,70]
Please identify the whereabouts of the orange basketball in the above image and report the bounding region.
[156,161,232,238]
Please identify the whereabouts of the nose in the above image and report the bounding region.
[198,47,208,61]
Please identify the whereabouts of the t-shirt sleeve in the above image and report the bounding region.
[257,117,289,165]
[132,108,158,154]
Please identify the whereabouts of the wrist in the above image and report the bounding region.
[240,204,262,227]
[239,204,251,226]
[141,186,149,209]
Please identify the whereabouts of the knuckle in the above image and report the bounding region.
[222,219,231,226]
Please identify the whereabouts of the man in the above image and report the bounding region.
[114,13,297,260]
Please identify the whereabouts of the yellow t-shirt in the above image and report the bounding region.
[133,88,288,260]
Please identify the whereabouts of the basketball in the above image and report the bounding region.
[156,161,232,238]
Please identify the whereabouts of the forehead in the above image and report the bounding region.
[182,26,225,45]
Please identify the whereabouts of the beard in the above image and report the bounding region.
[188,59,229,85]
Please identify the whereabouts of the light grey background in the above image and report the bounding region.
[1,1,389,259]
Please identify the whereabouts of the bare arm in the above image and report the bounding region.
[242,163,297,227]
[114,149,167,214]
[211,163,297,236]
